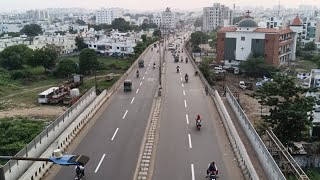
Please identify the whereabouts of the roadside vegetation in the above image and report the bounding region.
[0,117,49,165]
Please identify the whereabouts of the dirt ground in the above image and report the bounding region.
[0,106,66,120]
[214,73,265,127]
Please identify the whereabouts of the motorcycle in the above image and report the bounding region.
[186,58,188,63]
[75,172,83,180]
[136,73,139,78]
[177,68,180,73]
[196,120,201,130]
[207,172,218,180]
[195,71,198,76]
[185,76,188,83]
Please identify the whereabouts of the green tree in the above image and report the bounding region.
[253,76,315,143]
[192,45,201,53]
[153,29,161,37]
[0,32,20,37]
[141,34,147,43]
[112,18,130,32]
[199,57,214,85]
[79,48,98,74]
[75,19,86,25]
[304,41,316,51]
[55,59,78,77]
[190,31,209,46]
[133,41,147,55]
[208,32,217,48]
[0,45,33,70]
[75,36,87,51]
[31,45,58,71]
[239,55,276,78]
[140,23,158,30]
[194,17,203,27]
[20,24,43,36]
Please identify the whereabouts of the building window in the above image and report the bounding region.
[241,37,245,41]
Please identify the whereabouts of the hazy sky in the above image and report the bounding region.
[0,0,318,11]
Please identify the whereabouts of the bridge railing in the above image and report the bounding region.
[226,87,286,180]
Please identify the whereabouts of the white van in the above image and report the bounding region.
[38,87,59,104]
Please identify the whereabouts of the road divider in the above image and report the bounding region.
[94,154,106,173]
[111,128,119,141]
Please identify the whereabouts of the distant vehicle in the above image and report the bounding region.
[138,59,144,68]
[256,82,263,87]
[239,81,246,90]
[38,87,59,104]
[124,80,132,92]
[174,55,179,62]
[214,67,226,74]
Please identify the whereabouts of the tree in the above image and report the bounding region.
[190,31,209,46]
[79,48,98,74]
[253,76,315,143]
[194,17,203,27]
[20,24,43,36]
[239,55,276,78]
[208,32,217,48]
[55,59,78,77]
[192,45,201,53]
[31,45,58,71]
[133,41,147,55]
[153,29,161,37]
[0,45,33,70]
[304,41,316,51]
[141,34,147,43]
[75,36,87,51]
[140,23,158,30]
[199,57,214,85]
[112,18,130,32]
[296,41,303,56]
[0,32,20,37]
[75,19,86,25]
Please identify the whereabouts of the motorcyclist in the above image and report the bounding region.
[185,73,189,81]
[153,62,156,68]
[205,85,209,95]
[75,165,85,177]
[186,57,188,63]
[176,65,180,72]
[206,162,218,177]
[196,114,201,125]
[136,69,139,77]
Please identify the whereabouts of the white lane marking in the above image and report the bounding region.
[183,90,186,96]
[136,89,139,93]
[188,134,192,148]
[182,83,184,87]
[149,64,151,67]
[143,76,145,80]
[145,71,147,75]
[111,128,119,141]
[184,100,187,108]
[130,97,135,104]
[94,154,106,173]
[180,77,183,81]
[191,164,195,180]
[179,72,181,75]
[147,67,150,70]
[122,110,128,119]
[140,82,142,86]
[186,114,189,124]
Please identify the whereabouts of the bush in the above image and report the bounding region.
[10,69,32,80]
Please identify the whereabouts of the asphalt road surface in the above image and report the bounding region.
[152,35,244,180]
[51,47,160,180]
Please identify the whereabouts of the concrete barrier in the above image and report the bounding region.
[226,87,285,180]
[4,42,157,180]
[182,41,259,180]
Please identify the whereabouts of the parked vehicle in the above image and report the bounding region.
[38,87,59,104]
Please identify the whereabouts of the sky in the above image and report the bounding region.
[0,0,318,12]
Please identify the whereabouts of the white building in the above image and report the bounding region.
[85,29,142,55]
[152,14,162,27]
[137,16,148,26]
[265,17,284,29]
[26,10,50,20]
[0,23,24,33]
[203,3,233,32]
[96,8,123,24]
[161,7,175,29]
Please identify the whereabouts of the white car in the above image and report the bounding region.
[256,82,263,87]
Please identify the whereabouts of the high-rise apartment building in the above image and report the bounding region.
[96,8,123,24]
[161,7,175,29]
[203,3,233,32]
[26,10,50,20]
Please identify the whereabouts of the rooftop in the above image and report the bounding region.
[291,15,302,26]
[237,18,258,28]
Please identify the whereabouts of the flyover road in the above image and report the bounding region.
[50,47,161,180]
[152,36,244,179]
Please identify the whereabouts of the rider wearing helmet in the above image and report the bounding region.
[206,162,218,177]
[75,164,85,177]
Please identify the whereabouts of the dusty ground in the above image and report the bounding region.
[0,105,67,120]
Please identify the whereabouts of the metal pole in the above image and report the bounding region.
[159,24,162,87]
[0,165,5,180]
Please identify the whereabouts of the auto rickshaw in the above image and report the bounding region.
[124,80,132,92]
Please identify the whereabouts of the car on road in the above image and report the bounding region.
[124,80,132,92]
[138,59,144,68]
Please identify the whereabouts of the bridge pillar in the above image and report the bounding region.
[0,166,5,180]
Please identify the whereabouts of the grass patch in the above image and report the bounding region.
[294,60,317,72]
[0,117,49,165]
[79,76,120,92]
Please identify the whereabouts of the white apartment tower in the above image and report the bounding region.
[161,7,175,29]
[96,8,123,24]
[203,3,233,32]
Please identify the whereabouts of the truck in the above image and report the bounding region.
[64,74,83,89]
